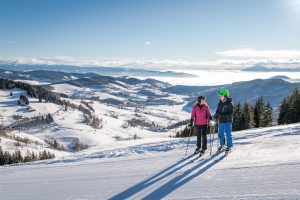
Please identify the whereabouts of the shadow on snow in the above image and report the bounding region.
[109,153,226,200]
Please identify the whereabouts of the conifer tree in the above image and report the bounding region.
[278,89,300,124]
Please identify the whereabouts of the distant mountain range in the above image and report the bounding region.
[163,77,300,112]
[0,64,195,78]
[1,68,299,113]
[0,69,171,88]
[0,69,180,109]
[242,66,300,72]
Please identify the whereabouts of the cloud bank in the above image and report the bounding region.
[0,48,299,70]
[217,48,300,59]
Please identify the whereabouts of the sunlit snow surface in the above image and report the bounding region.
[1,70,300,199]
[1,124,300,200]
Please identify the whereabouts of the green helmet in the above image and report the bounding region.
[218,89,229,96]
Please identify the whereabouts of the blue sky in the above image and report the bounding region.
[0,0,300,69]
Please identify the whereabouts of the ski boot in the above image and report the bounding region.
[225,147,231,155]
[194,147,201,155]
[199,149,206,157]
[217,145,225,154]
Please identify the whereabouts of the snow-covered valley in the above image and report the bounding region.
[0,71,191,161]
[1,123,300,199]
[0,69,300,200]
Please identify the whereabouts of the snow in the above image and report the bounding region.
[1,123,300,199]
[51,83,92,96]
[0,89,62,125]
[1,70,300,199]
[13,79,50,85]
[0,87,188,158]
[3,71,13,75]
[63,75,78,80]
[94,91,127,101]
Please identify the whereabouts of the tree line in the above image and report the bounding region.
[0,128,42,147]
[175,88,300,137]
[232,88,300,131]
[278,89,300,125]
[0,78,68,104]
[232,97,273,131]
[0,147,55,166]
[0,78,103,129]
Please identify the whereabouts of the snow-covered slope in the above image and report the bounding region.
[1,123,300,199]
[0,84,188,158]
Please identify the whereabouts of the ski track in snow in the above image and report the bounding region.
[1,124,300,200]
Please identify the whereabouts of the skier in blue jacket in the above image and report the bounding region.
[214,89,234,154]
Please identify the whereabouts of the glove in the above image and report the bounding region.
[209,120,216,127]
[188,118,194,127]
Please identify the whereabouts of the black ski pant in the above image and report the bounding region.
[194,124,208,150]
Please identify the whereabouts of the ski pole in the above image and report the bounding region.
[207,119,212,155]
[209,126,212,155]
[217,119,220,155]
[210,120,216,155]
[209,125,212,155]
[206,118,209,152]
[185,125,193,157]
[211,123,216,155]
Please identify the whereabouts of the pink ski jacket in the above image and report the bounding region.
[191,103,211,125]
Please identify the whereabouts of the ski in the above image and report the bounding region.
[191,152,205,163]
[199,151,205,158]
[181,148,231,173]
[193,150,220,163]
[179,153,207,172]
[217,147,226,155]
[181,151,223,172]
[182,151,201,160]
[183,147,206,160]
[225,149,232,156]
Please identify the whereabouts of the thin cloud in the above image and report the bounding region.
[145,41,151,46]
[217,48,300,59]
[0,56,300,70]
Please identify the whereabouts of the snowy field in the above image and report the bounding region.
[1,123,299,200]
[13,79,51,85]
[0,86,189,156]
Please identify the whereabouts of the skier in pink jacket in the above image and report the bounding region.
[188,96,211,155]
